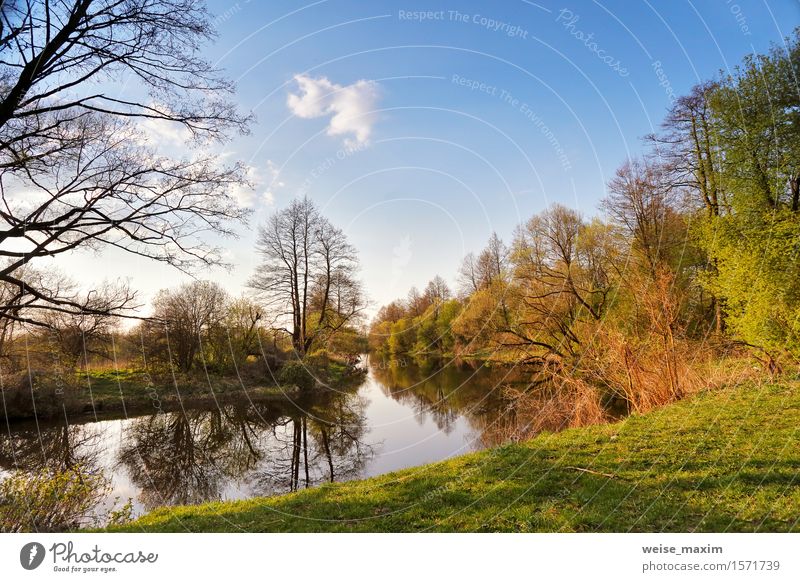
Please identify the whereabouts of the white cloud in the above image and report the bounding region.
[136,115,192,147]
[287,75,337,118]
[230,162,281,208]
[287,74,381,146]
[262,160,283,205]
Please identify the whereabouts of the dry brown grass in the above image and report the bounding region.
[481,375,607,446]
[578,329,704,413]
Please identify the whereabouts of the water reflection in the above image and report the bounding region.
[0,422,105,475]
[250,398,371,496]
[371,358,611,448]
[370,358,528,445]
[1,387,373,518]
[116,392,372,510]
[119,408,247,508]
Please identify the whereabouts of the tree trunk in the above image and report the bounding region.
[302,416,310,488]
[321,427,335,482]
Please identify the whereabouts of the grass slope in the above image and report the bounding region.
[82,369,296,411]
[106,380,800,532]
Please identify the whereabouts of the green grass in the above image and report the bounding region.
[105,380,800,532]
[72,369,296,416]
[6,362,363,421]
[83,368,286,399]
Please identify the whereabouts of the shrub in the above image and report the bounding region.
[277,361,316,391]
[304,349,330,368]
[0,466,110,532]
[0,370,83,420]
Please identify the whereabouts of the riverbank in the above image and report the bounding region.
[0,369,296,421]
[1,361,365,421]
[104,378,800,532]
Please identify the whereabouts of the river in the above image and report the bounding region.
[1,357,542,525]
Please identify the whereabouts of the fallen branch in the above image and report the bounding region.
[564,466,620,479]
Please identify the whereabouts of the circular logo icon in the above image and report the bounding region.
[20,542,46,570]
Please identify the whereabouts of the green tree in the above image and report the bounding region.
[699,30,800,361]
[388,318,415,355]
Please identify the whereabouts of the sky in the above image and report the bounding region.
[55,0,800,318]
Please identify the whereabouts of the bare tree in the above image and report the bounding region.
[249,197,365,355]
[221,296,265,367]
[309,218,365,343]
[43,289,123,369]
[647,83,731,333]
[405,286,426,316]
[457,233,509,297]
[0,0,251,326]
[477,232,509,288]
[423,275,450,306]
[0,264,24,360]
[603,158,683,277]
[149,280,229,372]
[456,252,480,296]
[649,82,724,218]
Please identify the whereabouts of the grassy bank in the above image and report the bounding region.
[0,368,301,421]
[81,370,303,417]
[105,379,800,532]
[1,356,367,421]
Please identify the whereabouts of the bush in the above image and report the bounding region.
[304,349,330,368]
[277,361,316,391]
[0,370,83,420]
[0,466,110,532]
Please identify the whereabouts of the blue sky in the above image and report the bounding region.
[64,0,800,317]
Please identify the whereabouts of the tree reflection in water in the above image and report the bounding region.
[0,421,105,475]
[370,358,519,442]
[251,393,371,495]
[369,358,606,448]
[116,390,372,510]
